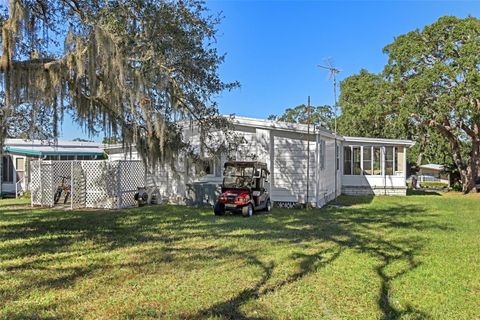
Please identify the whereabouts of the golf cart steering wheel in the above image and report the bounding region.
[236,177,243,186]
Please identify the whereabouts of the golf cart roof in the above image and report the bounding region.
[224,161,269,173]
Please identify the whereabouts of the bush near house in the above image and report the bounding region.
[0,193,479,319]
[419,182,449,189]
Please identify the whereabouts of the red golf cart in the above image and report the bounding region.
[214,161,272,217]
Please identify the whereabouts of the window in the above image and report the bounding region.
[343,147,352,175]
[362,147,372,175]
[319,140,326,170]
[395,147,404,174]
[2,156,14,183]
[202,157,221,176]
[214,157,222,177]
[15,158,25,171]
[385,146,394,175]
[203,159,214,175]
[373,147,382,175]
[353,147,361,175]
[336,143,339,171]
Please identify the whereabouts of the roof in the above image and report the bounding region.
[343,136,415,147]
[3,139,104,157]
[103,116,415,151]
[231,116,342,140]
[419,164,445,171]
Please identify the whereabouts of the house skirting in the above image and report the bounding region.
[342,185,407,196]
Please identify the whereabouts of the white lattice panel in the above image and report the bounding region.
[82,161,117,209]
[72,161,86,209]
[30,160,43,206]
[30,160,55,207]
[52,161,73,206]
[30,160,146,209]
[118,160,145,208]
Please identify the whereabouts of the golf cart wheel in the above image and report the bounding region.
[242,203,254,217]
[265,199,272,212]
[214,203,225,216]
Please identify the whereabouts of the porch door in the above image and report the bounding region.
[1,156,15,193]
[15,157,26,191]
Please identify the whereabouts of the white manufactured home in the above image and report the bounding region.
[107,116,414,207]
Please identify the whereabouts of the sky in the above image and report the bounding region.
[60,0,480,141]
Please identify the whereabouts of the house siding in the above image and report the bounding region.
[105,117,413,207]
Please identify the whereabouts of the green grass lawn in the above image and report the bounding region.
[1,193,479,319]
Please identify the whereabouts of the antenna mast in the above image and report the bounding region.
[317,59,341,200]
[317,59,341,134]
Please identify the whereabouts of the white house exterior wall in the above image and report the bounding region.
[104,117,413,206]
[271,130,317,204]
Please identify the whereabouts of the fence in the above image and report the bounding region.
[30,160,145,209]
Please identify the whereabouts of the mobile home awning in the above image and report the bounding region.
[3,139,104,157]
[4,146,104,156]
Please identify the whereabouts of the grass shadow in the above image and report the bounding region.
[0,197,452,319]
[407,189,442,196]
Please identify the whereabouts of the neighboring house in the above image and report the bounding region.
[417,164,450,184]
[0,139,104,197]
[106,116,414,207]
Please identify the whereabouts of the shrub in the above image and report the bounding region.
[420,182,448,189]
[451,183,463,192]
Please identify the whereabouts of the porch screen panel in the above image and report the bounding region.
[343,147,352,175]
[353,147,361,175]
[363,147,372,175]
[395,147,404,174]
[373,147,381,175]
[385,147,394,175]
[2,156,14,183]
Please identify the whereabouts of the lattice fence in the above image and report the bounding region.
[30,160,145,209]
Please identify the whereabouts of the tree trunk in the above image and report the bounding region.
[434,121,479,194]
[462,140,479,193]
[416,134,427,166]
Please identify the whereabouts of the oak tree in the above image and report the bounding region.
[384,16,480,192]
[0,0,238,166]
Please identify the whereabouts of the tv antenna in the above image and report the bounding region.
[317,58,341,200]
[317,58,341,134]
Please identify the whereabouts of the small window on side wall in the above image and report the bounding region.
[202,157,222,177]
[343,147,352,175]
[203,159,214,175]
[15,158,25,171]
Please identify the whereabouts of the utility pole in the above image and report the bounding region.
[306,96,311,208]
[317,60,341,199]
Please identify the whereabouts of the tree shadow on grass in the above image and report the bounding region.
[407,189,442,196]
[0,199,451,319]
[331,195,375,206]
